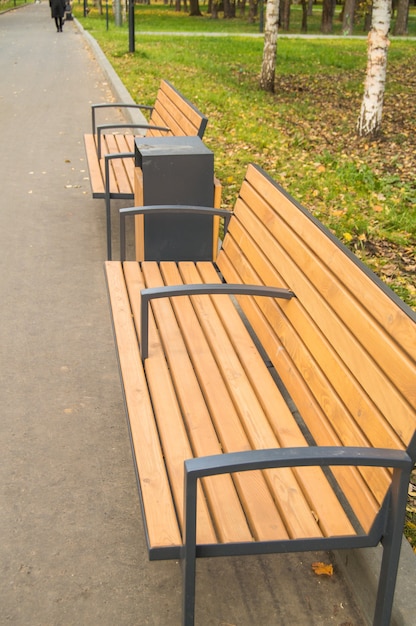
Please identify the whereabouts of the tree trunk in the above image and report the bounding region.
[224,0,236,17]
[357,0,392,137]
[248,0,257,22]
[280,0,291,30]
[259,0,280,92]
[393,0,409,34]
[211,0,219,18]
[321,0,335,33]
[300,0,308,32]
[189,0,202,15]
[342,0,355,34]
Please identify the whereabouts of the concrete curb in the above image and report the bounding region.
[74,19,416,626]
[335,537,416,626]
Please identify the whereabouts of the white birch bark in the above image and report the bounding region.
[357,0,392,137]
[259,0,280,92]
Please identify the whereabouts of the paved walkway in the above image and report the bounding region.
[0,4,412,625]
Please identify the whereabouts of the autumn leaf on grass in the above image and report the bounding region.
[311,561,334,576]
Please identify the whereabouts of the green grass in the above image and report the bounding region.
[76,6,416,308]
[80,3,416,36]
[0,0,30,11]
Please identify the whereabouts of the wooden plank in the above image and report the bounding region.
[141,261,283,543]
[104,261,182,551]
[134,169,145,261]
[159,80,207,133]
[83,133,105,197]
[222,219,403,452]
[212,177,223,261]
[233,182,416,449]
[158,261,331,541]
[105,134,132,195]
[122,262,218,546]
[218,242,381,532]
[244,165,416,399]
[152,89,202,137]
[194,260,358,538]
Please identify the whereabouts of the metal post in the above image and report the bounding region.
[129,0,135,53]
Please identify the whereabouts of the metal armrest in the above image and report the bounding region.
[140,282,295,360]
[91,102,154,134]
[120,205,233,262]
[182,446,413,625]
[104,152,135,260]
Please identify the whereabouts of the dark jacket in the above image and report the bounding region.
[50,0,66,18]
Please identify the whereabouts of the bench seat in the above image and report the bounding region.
[105,163,416,625]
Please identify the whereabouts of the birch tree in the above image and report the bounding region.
[357,0,392,137]
[259,0,280,92]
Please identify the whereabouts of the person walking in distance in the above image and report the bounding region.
[50,0,66,32]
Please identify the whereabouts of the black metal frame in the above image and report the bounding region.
[118,204,232,263]
[180,446,413,626]
[104,152,135,260]
[139,279,295,360]
[91,102,154,136]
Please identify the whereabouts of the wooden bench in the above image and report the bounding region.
[104,163,416,626]
[83,79,209,257]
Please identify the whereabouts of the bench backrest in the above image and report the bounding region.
[147,80,208,139]
[216,163,416,534]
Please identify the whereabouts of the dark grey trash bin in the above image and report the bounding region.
[134,135,216,262]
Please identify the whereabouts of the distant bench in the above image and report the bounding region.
[105,163,416,626]
[83,80,209,257]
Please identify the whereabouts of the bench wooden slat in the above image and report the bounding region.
[105,261,182,550]
[235,180,415,448]
[193,261,358,538]
[242,164,416,418]
[157,261,320,540]
[158,81,208,135]
[83,133,105,197]
[141,262,283,543]
[215,248,381,533]
[222,222,402,460]
[149,89,202,138]
[214,163,415,531]
[146,263,353,536]
[122,261,218,547]
[104,134,133,195]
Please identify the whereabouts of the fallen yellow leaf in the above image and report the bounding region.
[311,561,334,576]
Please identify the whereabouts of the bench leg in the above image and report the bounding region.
[106,191,112,261]
[182,546,197,626]
[182,473,198,625]
[372,467,409,626]
[104,156,112,260]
